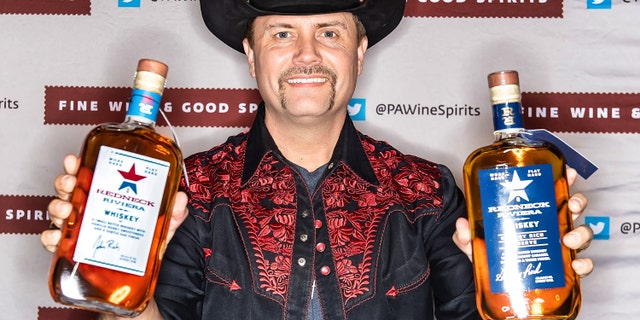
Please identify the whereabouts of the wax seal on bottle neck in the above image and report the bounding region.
[488,70,519,88]
[137,59,168,78]
[133,59,168,96]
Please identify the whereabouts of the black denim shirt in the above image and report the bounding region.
[155,104,480,319]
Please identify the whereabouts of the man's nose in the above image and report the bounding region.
[293,35,322,65]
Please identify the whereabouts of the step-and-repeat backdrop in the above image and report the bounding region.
[1,0,637,319]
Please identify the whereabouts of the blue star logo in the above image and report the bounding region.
[117,164,146,194]
[500,171,533,203]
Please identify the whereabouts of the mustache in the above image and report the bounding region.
[279,65,337,85]
[277,65,338,110]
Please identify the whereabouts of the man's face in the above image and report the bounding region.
[243,12,367,120]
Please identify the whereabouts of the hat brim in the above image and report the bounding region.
[200,0,406,53]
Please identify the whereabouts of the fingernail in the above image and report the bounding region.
[569,197,583,208]
[61,175,73,185]
[565,232,579,247]
[56,201,69,212]
[572,259,585,270]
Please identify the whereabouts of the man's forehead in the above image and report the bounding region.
[254,12,355,28]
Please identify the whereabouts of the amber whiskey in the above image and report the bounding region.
[463,71,581,319]
[49,59,183,317]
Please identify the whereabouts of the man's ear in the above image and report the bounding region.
[357,36,368,76]
[243,38,256,78]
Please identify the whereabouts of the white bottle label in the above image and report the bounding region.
[73,146,170,276]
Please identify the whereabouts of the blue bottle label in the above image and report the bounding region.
[478,164,566,293]
[493,101,524,131]
[127,88,161,122]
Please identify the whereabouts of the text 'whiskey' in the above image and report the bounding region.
[48,59,184,317]
[463,71,581,319]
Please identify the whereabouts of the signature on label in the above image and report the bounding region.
[495,262,543,282]
[92,234,121,258]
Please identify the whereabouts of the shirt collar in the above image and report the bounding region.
[242,103,379,186]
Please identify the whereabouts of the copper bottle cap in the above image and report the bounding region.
[137,59,169,78]
[488,70,519,87]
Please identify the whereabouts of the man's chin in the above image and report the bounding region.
[282,96,334,113]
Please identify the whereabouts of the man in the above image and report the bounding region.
[42,0,594,319]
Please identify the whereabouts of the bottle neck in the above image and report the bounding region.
[493,128,526,142]
[490,84,524,138]
[126,71,166,126]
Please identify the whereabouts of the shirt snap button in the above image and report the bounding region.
[320,266,331,276]
[316,243,326,252]
[298,258,306,267]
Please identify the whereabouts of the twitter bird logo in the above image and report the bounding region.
[118,0,141,7]
[587,0,611,9]
[348,103,361,117]
[348,98,366,121]
[585,216,610,240]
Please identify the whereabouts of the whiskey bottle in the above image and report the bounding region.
[462,71,581,319]
[48,59,183,317]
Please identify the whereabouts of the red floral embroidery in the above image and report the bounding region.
[323,170,381,304]
[336,258,370,299]
[231,152,297,300]
[187,142,296,302]
[187,135,442,307]
[257,255,292,296]
[322,139,442,305]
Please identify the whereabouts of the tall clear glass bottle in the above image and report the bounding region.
[48,59,183,317]
[463,70,581,319]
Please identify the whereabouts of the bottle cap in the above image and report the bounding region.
[488,70,519,88]
[133,59,168,93]
[137,59,168,78]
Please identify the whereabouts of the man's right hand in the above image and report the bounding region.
[40,154,190,319]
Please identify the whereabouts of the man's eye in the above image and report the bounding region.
[322,31,337,38]
[275,31,290,38]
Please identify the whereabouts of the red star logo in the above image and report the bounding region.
[118,164,146,181]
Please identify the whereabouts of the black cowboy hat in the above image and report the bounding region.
[199,0,406,53]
